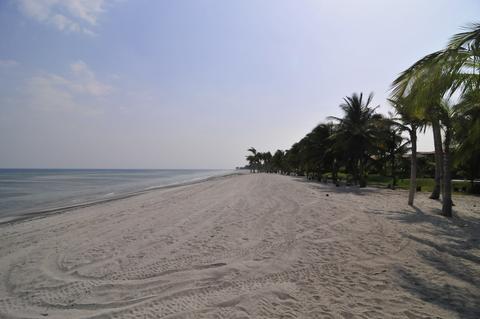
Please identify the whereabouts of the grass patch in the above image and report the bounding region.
[319,173,475,195]
[367,175,474,194]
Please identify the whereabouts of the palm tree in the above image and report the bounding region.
[312,123,337,181]
[454,89,480,190]
[261,152,273,173]
[391,54,449,200]
[272,150,285,174]
[373,112,409,188]
[448,25,480,193]
[329,92,379,187]
[391,22,480,216]
[284,143,301,175]
[246,147,259,173]
[295,123,335,180]
[389,97,426,205]
[325,123,343,184]
[450,24,480,196]
[437,99,458,217]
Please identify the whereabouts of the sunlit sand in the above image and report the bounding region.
[0,173,478,318]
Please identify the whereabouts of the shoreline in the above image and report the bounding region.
[0,171,242,226]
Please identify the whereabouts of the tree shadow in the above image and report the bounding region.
[388,205,480,318]
[405,234,480,268]
[417,248,480,286]
[389,203,479,236]
[291,176,377,195]
[395,266,480,319]
[292,173,480,317]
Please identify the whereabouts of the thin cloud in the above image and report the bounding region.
[0,59,19,68]
[69,60,113,96]
[16,0,111,35]
[26,60,113,113]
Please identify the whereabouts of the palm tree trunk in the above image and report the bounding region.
[359,157,367,187]
[391,132,397,188]
[383,152,387,176]
[430,119,444,199]
[332,160,338,184]
[408,126,417,206]
[442,127,453,217]
[391,152,396,188]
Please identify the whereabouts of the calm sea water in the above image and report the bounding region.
[0,169,233,219]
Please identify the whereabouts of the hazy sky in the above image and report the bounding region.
[0,0,479,169]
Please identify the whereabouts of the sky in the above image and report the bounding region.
[0,0,479,169]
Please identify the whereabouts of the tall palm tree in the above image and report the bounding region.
[448,25,480,189]
[391,22,480,216]
[438,99,457,217]
[329,92,379,187]
[389,97,426,205]
[391,54,449,200]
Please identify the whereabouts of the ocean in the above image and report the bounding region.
[0,169,233,221]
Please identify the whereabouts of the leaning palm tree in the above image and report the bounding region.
[329,92,379,187]
[391,53,451,200]
[391,22,480,216]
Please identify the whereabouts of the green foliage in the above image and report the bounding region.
[367,175,474,194]
[245,23,480,200]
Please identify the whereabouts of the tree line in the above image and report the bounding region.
[245,23,480,218]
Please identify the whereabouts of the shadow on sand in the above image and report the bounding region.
[291,176,378,195]
[292,175,480,317]
[390,206,480,318]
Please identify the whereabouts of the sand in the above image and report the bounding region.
[0,173,479,319]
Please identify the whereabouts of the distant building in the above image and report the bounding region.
[403,151,435,159]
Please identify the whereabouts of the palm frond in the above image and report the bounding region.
[448,22,480,50]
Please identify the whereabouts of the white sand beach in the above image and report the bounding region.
[0,173,479,318]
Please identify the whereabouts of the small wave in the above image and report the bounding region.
[144,185,163,190]
[0,169,235,222]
